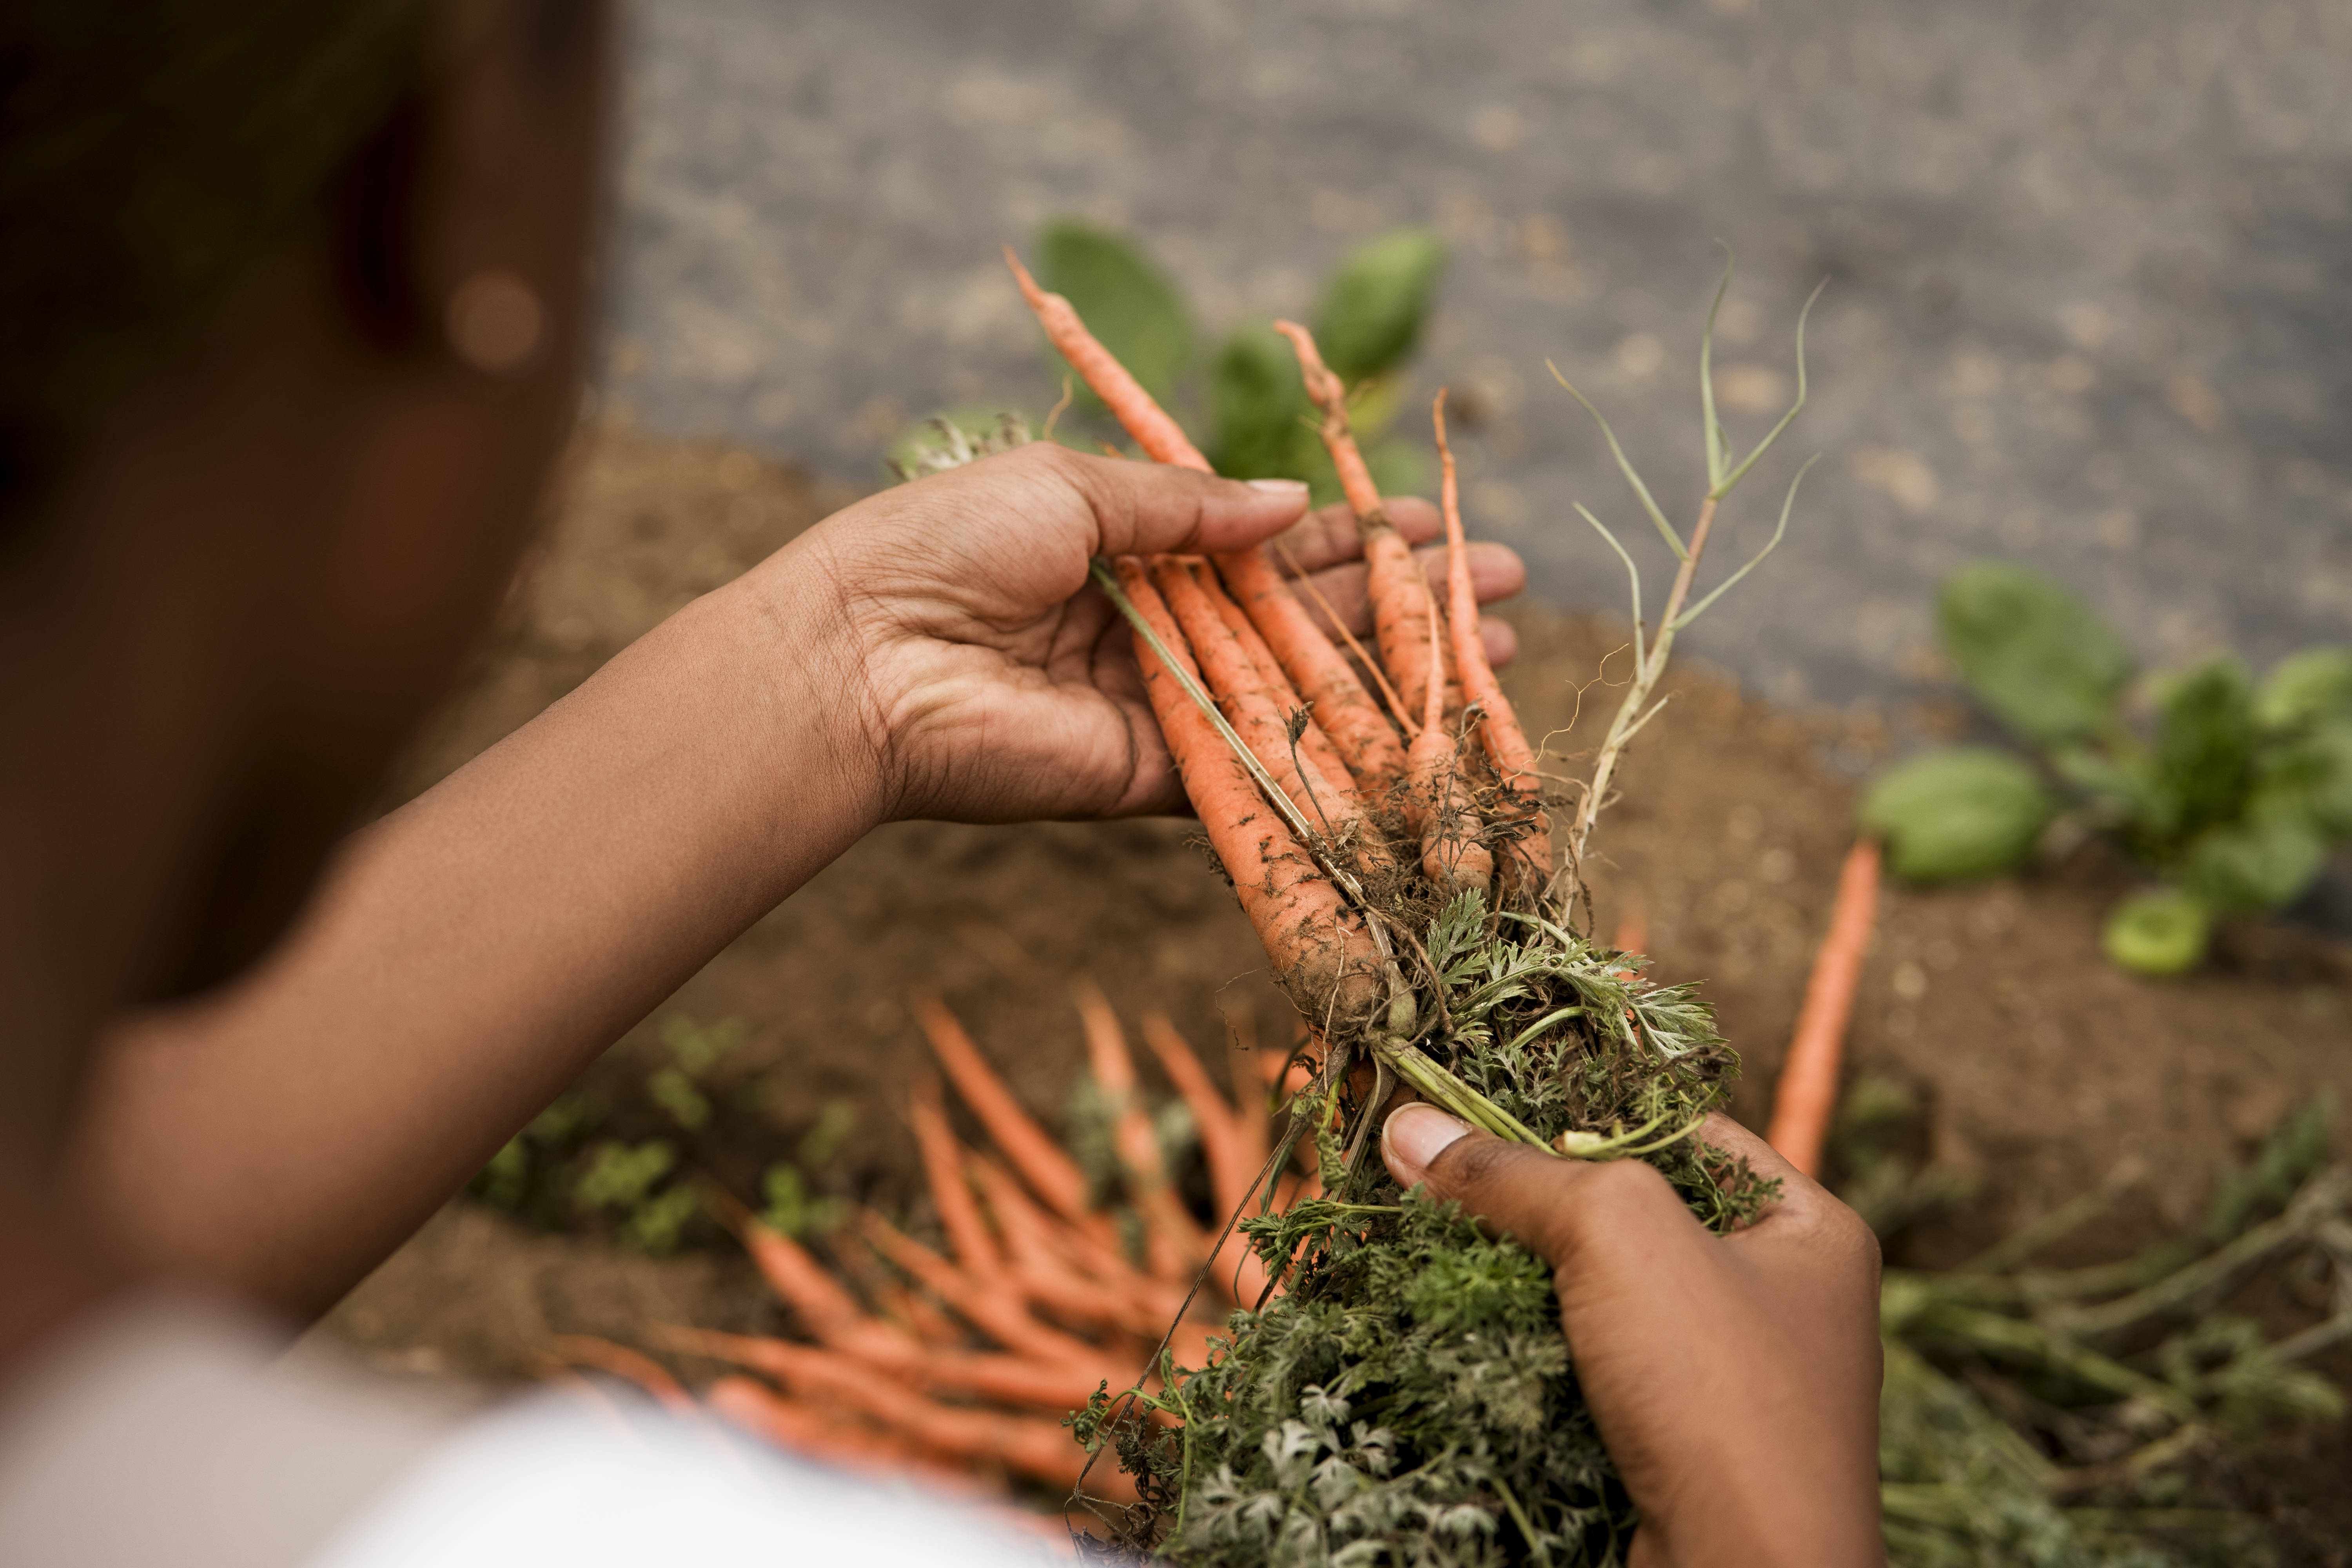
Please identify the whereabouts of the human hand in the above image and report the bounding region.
[1381,1105,1885,1568]
[769,442,1526,824]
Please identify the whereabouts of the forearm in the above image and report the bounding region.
[69,551,880,1317]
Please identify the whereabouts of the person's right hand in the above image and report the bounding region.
[1381,1105,1886,1568]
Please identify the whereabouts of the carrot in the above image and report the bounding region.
[912,990,1101,1238]
[1196,561,1361,802]
[1117,558,1387,1029]
[671,1326,1116,1419]
[1135,1010,1280,1307]
[706,1188,918,1370]
[1764,838,1884,1176]
[546,1334,698,1417]
[1273,319,1450,724]
[1402,590,1494,897]
[1073,977,1210,1284]
[1432,390,1540,793]
[1273,538,1422,742]
[1610,906,1649,958]
[1213,546,1410,792]
[1140,1011,1246,1219]
[858,1208,1104,1366]
[967,1154,1184,1333]
[1005,249,1210,473]
[907,1073,1005,1279]
[1434,390,1552,896]
[1149,557,1374,855]
[704,1354,1135,1500]
[705,1375,963,1485]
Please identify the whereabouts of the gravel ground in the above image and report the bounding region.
[600,0,2352,717]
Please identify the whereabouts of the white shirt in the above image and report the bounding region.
[0,1292,1055,1567]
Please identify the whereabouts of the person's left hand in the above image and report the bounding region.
[762,442,1527,824]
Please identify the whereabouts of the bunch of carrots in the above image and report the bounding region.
[1014,250,1549,1043]
[545,987,1326,1517]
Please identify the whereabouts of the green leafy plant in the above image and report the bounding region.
[904,220,1445,503]
[464,1014,765,1252]
[757,1097,857,1239]
[1862,561,2352,972]
[1877,1096,2349,1566]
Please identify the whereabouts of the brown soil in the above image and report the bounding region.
[312,426,2352,1539]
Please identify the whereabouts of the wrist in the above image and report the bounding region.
[712,527,898,857]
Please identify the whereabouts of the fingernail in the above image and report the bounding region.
[1382,1103,1471,1180]
[1246,477,1309,495]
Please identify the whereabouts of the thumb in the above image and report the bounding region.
[1039,446,1312,556]
[1380,1103,1691,1269]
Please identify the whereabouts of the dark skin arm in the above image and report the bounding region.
[70,454,1523,1319]
[1383,1104,1887,1568]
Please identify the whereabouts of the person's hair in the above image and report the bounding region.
[0,2,449,529]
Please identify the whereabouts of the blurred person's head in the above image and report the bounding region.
[0,0,607,1280]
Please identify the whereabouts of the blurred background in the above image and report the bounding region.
[597,0,2352,718]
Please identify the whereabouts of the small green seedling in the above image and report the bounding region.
[647,1013,748,1131]
[1863,561,2352,972]
[757,1098,858,1239]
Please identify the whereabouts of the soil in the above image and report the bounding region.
[310,425,2352,1547]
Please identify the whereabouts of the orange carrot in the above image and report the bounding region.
[1073,978,1209,1284]
[547,1334,698,1417]
[1273,537,1422,742]
[907,1074,1005,1280]
[707,1189,918,1370]
[913,991,1100,1235]
[1197,563,1361,802]
[696,1363,1129,1504]
[705,1356,1134,1500]
[1765,838,1884,1176]
[1435,391,1552,896]
[1150,557,1374,855]
[672,1326,1116,1419]
[1006,249,1210,473]
[1117,558,1387,1029]
[858,1208,1103,1367]
[1274,319,1449,724]
[1140,1012,1247,1219]
[1212,547,1410,792]
[1610,906,1649,958]
[1432,390,1539,792]
[1135,1011,1278,1307]
[1402,591,1494,897]
[967,1153,1183,1327]
[706,1376,965,1486]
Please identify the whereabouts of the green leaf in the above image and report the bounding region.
[647,1065,711,1131]
[2254,720,2352,840]
[573,1139,677,1212]
[2102,887,2212,975]
[661,1014,747,1078]
[2150,656,2257,840]
[1314,228,1446,383]
[1936,562,2133,747]
[797,1098,859,1168]
[2180,806,2327,913]
[1860,748,2055,882]
[622,1183,702,1254]
[1207,324,1312,479]
[1034,220,1193,407]
[2254,647,2352,733]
